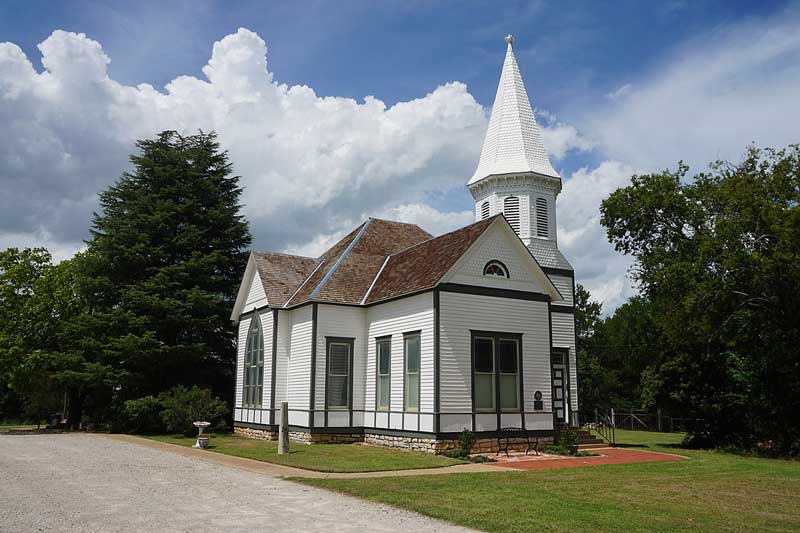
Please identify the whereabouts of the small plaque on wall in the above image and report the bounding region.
[533,390,543,411]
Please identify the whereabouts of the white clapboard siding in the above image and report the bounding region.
[551,311,579,413]
[287,305,313,420]
[244,269,268,312]
[316,305,367,420]
[439,292,552,417]
[260,309,274,418]
[445,222,549,295]
[274,309,290,412]
[234,315,251,421]
[365,293,434,430]
[548,274,574,307]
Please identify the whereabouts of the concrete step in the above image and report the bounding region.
[578,443,611,450]
[578,438,606,445]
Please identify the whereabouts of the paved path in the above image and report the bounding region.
[104,433,513,478]
[489,447,685,471]
[0,434,473,532]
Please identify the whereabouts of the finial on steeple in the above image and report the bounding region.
[505,34,514,46]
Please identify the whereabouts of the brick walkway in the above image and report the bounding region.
[487,447,685,471]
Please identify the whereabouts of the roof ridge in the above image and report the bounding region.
[308,218,373,301]
[384,214,500,260]
[255,251,318,261]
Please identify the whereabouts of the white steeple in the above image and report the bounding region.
[469,34,559,185]
[467,35,572,271]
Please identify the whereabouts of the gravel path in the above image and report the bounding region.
[0,434,473,532]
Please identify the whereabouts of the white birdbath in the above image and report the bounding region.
[192,421,211,449]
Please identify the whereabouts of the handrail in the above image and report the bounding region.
[592,408,616,446]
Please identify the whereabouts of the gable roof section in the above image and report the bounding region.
[365,216,498,304]
[286,218,432,306]
[252,252,320,306]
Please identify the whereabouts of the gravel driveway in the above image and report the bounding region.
[0,434,472,532]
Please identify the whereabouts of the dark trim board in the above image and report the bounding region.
[234,421,555,440]
[433,288,440,433]
[550,305,575,314]
[541,266,575,278]
[309,303,318,428]
[439,283,550,302]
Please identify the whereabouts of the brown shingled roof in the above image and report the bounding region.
[252,252,319,307]
[364,216,498,304]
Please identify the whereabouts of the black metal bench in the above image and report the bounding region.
[496,427,539,457]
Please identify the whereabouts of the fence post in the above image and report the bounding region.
[657,409,662,432]
[278,401,289,454]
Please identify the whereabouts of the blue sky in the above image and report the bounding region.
[1,0,798,310]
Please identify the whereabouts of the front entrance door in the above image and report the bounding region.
[551,349,569,425]
[552,367,566,423]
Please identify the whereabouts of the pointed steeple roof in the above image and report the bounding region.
[469,35,559,185]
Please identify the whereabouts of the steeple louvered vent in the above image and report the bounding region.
[536,197,548,238]
[481,201,490,219]
[504,196,520,234]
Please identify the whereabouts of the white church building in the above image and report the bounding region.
[230,35,578,451]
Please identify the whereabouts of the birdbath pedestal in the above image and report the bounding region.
[192,421,211,449]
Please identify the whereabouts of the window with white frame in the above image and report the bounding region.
[404,332,420,412]
[243,315,264,408]
[473,337,495,411]
[483,260,509,278]
[376,337,391,411]
[498,338,520,411]
[326,339,352,409]
[473,333,521,412]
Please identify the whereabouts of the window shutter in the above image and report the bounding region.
[536,197,548,238]
[481,201,490,219]
[504,196,520,234]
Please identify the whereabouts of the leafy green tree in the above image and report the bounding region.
[601,145,800,452]
[82,131,251,422]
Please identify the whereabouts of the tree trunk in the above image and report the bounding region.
[66,388,83,430]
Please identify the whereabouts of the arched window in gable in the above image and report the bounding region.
[481,201,490,220]
[243,314,264,408]
[504,196,520,234]
[483,260,509,278]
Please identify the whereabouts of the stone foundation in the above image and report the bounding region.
[234,426,276,440]
[235,424,553,454]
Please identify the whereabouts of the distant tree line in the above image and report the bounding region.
[578,145,800,456]
[0,131,250,430]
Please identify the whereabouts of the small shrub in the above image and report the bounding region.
[159,386,228,437]
[557,428,579,455]
[443,449,469,460]
[468,454,496,463]
[123,396,164,434]
[458,429,476,455]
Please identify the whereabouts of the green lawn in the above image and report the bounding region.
[298,429,800,532]
[143,433,464,473]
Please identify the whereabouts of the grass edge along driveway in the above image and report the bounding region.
[142,433,464,473]
[297,430,800,532]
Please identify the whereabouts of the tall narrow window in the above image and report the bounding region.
[473,337,495,411]
[376,337,391,411]
[504,196,520,234]
[243,315,264,408]
[481,201,490,219]
[498,339,520,411]
[404,332,421,412]
[326,339,352,409]
[473,333,522,413]
[536,197,548,238]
